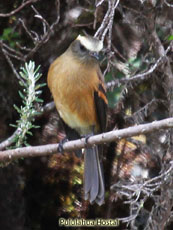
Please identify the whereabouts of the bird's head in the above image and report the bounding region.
[70,35,103,64]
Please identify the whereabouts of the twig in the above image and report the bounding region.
[31,5,50,37]
[0,102,55,151]
[1,117,173,162]
[112,161,173,224]
[95,0,120,42]
[1,47,24,83]
[96,0,106,7]
[164,0,173,7]
[101,0,117,43]
[0,128,21,151]
[25,0,60,60]
[125,99,166,124]
[0,42,23,58]
[107,0,119,49]
[94,0,111,38]
[16,42,32,52]
[106,42,172,89]
[19,18,37,43]
[0,0,39,17]
[50,0,60,31]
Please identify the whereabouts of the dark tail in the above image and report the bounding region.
[84,146,105,205]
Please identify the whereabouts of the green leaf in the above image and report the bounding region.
[32,111,41,116]
[13,104,21,113]
[128,57,141,68]
[2,28,13,38]
[35,97,43,103]
[35,83,46,90]
[19,90,25,99]
[10,124,17,128]
[167,35,173,41]
[32,125,40,129]
[1,28,21,48]
[26,131,33,136]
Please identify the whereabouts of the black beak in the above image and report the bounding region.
[89,51,100,60]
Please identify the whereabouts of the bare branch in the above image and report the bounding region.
[113,161,173,225]
[1,47,24,83]
[107,42,173,89]
[31,5,50,38]
[96,0,106,7]
[0,0,39,17]
[0,0,61,81]
[164,0,173,7]
[49,0,60,31]
[0,128,21,151]
[1,117,173,162]
[95,0,120,43]
[0,41,23,58]
[25,0,60,60]
[19,18,37,43]
[125,99,166,124]
[102,0,119,44]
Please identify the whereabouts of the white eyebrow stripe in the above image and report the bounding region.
[77,35,103,52]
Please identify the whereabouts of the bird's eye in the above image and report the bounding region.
[80,44,87,52]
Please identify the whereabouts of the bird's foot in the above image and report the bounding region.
[83,126,95,147]
[58,138,69,153]
[84,134,93,148]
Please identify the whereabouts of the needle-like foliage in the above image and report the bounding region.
[11,61,46,147]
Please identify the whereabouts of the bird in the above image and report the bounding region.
[47,35,108,205]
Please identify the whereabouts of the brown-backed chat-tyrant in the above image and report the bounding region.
[47,35,108,205]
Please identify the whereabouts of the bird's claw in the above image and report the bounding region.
[58,138,69,153]
[84,134,93,147]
